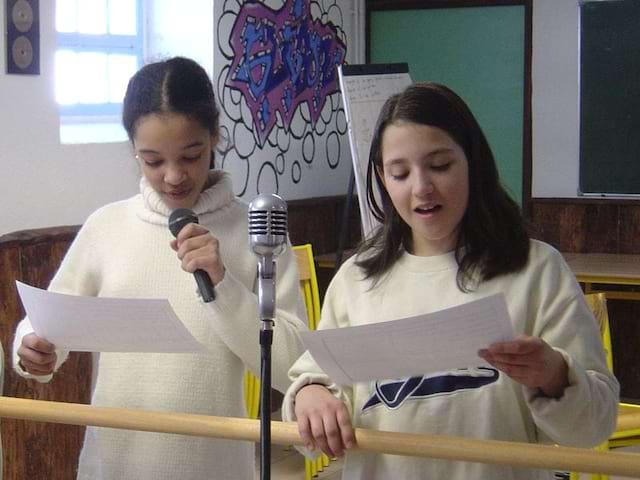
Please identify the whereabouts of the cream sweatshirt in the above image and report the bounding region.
[283,240,619,480]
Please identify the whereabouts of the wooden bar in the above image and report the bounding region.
[0,396,639,478]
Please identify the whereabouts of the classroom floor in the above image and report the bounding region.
[264,444,344,480]
[256,408,344,479]
[264,445,342,480]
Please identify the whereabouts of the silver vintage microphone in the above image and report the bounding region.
[248,193,288,322]
[248,193,288,480]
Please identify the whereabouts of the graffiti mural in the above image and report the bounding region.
[226,0,346,147]
[215,0,354,198]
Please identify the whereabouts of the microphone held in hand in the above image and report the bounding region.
[248,194,288,321]
[168,208,216,303]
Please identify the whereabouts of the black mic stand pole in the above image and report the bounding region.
[257,254,275,480]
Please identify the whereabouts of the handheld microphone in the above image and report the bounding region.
[248,194,288,321]
[168,208,216,302]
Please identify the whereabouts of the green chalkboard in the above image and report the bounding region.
[369,6,525,204]
[580,0,640,195]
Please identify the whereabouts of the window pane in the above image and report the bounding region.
[55,50,79,104]
[109,0,137,35]
[77,52,109,103]
[108,54,137,103]
[56,0,77,33]
[78,0,107,34]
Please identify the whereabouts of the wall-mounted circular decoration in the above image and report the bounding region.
[6,0,40,75]
[12,0,33,32]
[11,35,33,70]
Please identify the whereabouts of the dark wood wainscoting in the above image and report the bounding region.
[529,198,640,401]
[0,195,359,480]
[529,198,640,255]
[0,226,92,480]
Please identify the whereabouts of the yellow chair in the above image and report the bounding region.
[584,293,640,448]
[568,293,611,480]
[243,243,331,479]
[584,293,613,372]
[293,244,332,479]
[570,293,640,480]
[589,292,640,449]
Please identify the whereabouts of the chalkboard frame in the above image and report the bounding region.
[579,0,640,197]
[366,0,533,214]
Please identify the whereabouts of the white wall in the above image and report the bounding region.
[0,0,363,236]
[531,0,581,198]
[146,0,213,76]
[0,0,582,235]
[0,1,138,236]
[0,0,217,236]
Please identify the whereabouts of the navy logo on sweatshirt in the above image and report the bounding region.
[362,367,499,411]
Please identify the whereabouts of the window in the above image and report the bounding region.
[55,0,143,143]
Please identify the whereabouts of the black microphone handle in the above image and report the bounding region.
[194,269,215,302]
[168,208,216,303]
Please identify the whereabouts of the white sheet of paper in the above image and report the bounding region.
[16,281,206,353]
[300,293,514,385]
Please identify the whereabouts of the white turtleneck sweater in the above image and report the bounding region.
[283,240,619,480]
[13,171,308,480]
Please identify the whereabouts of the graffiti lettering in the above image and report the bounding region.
[226,0,347,146]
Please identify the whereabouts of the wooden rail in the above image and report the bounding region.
[0,396,639,477]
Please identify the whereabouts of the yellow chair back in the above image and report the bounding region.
[292,244,331,478]
[572,293,640,480]
[569,293,610,480]
[293,244,321,330]
[587,292,640,450]
[583,293,613,372]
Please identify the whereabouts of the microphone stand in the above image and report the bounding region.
[257,254,276,480]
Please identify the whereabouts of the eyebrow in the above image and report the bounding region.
[384,147,454,166]
[136,141,205,155]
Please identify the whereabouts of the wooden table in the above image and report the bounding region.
[562,253,640,301]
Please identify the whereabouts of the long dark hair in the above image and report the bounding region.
[356,83,529,291]
[122,56,220,168]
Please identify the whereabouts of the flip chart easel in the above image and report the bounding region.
[336,63,412,265]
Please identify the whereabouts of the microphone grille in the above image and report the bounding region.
[248,208,287,235]
[248,194,288,236]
